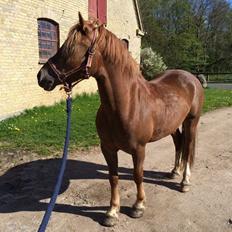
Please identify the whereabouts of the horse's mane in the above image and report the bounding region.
[98,26,141,77]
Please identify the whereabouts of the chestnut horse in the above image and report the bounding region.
[37,13,204,226]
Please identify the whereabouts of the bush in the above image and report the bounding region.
[140,47,167,80]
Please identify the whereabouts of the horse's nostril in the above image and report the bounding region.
[48,80,53,85]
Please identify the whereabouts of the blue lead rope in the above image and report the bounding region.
[38,95,72,232]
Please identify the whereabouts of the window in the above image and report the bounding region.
[88,0,107,24]
[37,18,59,63]
[122,39,129,50]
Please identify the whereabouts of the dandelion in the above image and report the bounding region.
[14,126,20,131]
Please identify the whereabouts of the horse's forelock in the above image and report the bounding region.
[61,24,80,59]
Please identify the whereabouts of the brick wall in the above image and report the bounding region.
[107,0,142,63]
[0,0,142,120]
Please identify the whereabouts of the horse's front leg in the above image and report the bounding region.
[101,144,120,227]
[130,145,146,218]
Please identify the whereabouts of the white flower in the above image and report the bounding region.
[140,47,167,80]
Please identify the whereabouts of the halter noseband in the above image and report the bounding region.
[47,28,98,93]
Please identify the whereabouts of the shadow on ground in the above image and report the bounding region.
[0,158,180,224]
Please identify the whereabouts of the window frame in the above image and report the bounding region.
[37,18,60,64]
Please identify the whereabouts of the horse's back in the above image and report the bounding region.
[151,69,201,88]
[149,69,204,109]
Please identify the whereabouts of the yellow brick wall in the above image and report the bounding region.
[0,0,142,120]
[107,0,142,63]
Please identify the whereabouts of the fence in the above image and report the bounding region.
[198,73,232,83]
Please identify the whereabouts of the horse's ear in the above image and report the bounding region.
[78,12,84,29]
[94,19,100,28]
[78,12,90,35]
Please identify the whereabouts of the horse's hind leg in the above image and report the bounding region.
[170,128,182,179]
[101,144,120,227]
[181,116,199,192]
[130,145,146,218]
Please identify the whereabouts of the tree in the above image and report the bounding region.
[138,0,232,73]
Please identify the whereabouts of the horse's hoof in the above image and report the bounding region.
[180,183,191,192]
[130,206,145,218]
[101,215,118,227]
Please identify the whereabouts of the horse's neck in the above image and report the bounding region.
[96,69,133,113]
[95,30,147,116]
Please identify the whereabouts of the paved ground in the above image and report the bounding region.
[208,83,232,90]
[0,107,232,232]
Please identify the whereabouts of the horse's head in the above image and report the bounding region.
[37,12,99,91]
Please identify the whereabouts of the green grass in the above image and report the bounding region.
[0,93,100,155]
[0,89,232,155]
[203,88,232,113]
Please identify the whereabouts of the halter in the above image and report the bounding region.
[47,28,98,94]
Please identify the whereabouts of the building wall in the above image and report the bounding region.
[0,0,142,120]
[107,0,141,63]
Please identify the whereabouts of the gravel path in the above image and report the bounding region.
[0,107,232,232]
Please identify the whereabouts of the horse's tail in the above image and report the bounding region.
[196,74,207,88]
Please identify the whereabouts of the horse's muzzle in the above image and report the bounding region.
[37,69,56,91]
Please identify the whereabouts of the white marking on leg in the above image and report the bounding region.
[133,200,145,210]
[106,207,119,218]
[185,163,191,183]
[184,163,191,184]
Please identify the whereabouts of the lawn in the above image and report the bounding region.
[0,94,100,155]
[203,88,232,113]
[0,89,232,155]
